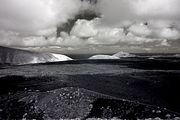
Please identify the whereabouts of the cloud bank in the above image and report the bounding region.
[97,0,180,24]
[0,0,180,53]
[1,0,180,35]
[0,0,93,35]
[132,0,180,17]
[1,18,180,53]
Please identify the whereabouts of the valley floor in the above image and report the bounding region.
[0,59,180,119]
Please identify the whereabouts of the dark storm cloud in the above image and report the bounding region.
[0,0,93,35]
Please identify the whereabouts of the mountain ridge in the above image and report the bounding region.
[0,46,72,65]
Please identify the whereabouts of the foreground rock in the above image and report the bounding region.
[0,87,179,119]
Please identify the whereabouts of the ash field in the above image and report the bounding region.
[0,56,180,119]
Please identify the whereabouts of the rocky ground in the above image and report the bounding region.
[0,87,179,119]
[0,59,180,119]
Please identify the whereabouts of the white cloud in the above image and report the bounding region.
[97,0,180,25]
[128,23,152,37]
[70,19,98,38]
[59,32,86,47]
[1,18,180,53]
[157,39,170,47]
[71,19,179,46]
[159,28,180,40]
[0,0,92,35]
[71,18,125,45]
[88,28,125,45]
[0,30,21,46]
[148,20,174,29]
[123,33,162,45]
[132,0,180,17]
[96,0,135,24]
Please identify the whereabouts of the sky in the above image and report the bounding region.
[0,0,180,54]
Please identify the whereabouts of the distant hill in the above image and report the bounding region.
[0,46,72,65]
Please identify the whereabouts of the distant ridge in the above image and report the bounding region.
[0,46,72,65]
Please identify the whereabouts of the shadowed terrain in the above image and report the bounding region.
[0,57,180,119]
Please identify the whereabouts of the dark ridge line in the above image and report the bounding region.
[1,57,180,67]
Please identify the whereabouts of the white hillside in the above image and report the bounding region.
[0,46,73,65]
[50,53,73,62]
[113,52,136,58]
[29,53,72,64]
[89,55,119,60]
